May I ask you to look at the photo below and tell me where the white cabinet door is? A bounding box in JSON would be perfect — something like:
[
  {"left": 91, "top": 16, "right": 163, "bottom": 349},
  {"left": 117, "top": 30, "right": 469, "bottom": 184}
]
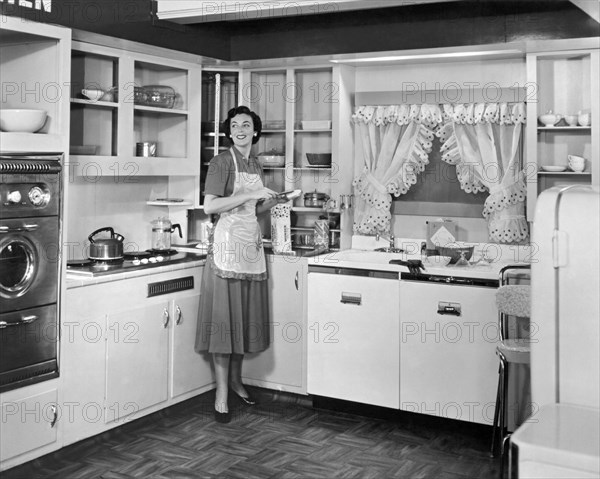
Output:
[
  {"left": 242, "top": 257, "right": 306, "bottom": 393},
  {"left": 0, "top": 386, "right": 59, "bottom": 462},
  {"left": 170, "top": 295, "right": 213, "bottom": 398},
  {"left": 399, "top": 281, "right": 498, "bottom": 425},
  {"left": 307, "top": 270, "right": 400, "bottom": 409},
  {"left": 61, "top": 302, "right": 107, "bottom": 446},
  {"left": 105, "top": 303, "right": 170, "bottom": 423}
]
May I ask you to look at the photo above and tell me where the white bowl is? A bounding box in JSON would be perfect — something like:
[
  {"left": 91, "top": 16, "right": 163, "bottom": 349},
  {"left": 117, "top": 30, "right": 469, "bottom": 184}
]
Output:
[
  {"left": 0, "top": 109, "right": 47, "bottom": 133},
  {"left": 82, "top": 89, "right": 105, "bottom": 101}
]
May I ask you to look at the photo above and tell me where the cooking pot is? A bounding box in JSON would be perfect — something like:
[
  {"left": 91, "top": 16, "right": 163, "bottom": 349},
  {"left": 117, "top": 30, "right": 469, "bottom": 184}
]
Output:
[
  {"left": 151, "top": 217, "right": 182, "bottom": 252},
  {"left": 88, "top": 227, "right": 124, "bottom": 260},
  {"left": 304, "top": 190, "right": 329, "bottom": 208}
]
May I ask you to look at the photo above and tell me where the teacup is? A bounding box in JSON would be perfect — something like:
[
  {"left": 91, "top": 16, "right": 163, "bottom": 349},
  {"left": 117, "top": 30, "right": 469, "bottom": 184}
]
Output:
[
  {"left": 565, "top": 114, "right": 578, "bottom": 126},
  {"left": 568, "top": 155, "right": 586, "bottom": 172}
]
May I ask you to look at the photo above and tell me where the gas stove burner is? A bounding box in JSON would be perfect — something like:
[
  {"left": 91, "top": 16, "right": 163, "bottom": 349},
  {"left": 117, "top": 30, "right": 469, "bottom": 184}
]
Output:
[
  {"left": 148, "top": 249, "right": 178, "bottom": 256},
  {"left": 91, "top": 258, "right": 125, "bottom": 266},
  {"left": 124, "top": 251, "right": 152, "bottom": 261}
]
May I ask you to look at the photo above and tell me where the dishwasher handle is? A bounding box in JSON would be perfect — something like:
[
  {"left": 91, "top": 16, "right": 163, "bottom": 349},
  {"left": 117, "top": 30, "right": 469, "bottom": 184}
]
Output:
[
  {"left": 437, "top": 301, "right": 462, "bottom": 316},
  {"left": 340, "top": 292, "right": 362, "bottom": 306}
]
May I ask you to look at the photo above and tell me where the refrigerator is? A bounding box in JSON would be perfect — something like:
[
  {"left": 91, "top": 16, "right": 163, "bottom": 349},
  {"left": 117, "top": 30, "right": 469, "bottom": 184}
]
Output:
[{"left": 510, "top": 185, "right": 600, "bottom": 478}]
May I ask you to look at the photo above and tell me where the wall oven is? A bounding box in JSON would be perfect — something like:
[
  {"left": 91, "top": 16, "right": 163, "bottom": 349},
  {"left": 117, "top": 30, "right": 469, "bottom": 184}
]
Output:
[{"left": 0, "top": 153, "right": 63, "bottom": 392}]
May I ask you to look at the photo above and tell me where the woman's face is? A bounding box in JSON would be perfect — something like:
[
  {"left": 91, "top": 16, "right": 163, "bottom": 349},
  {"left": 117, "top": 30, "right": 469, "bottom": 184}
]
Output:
[{"left": 229, "top": 113, "right": 255, "bottom": 149}]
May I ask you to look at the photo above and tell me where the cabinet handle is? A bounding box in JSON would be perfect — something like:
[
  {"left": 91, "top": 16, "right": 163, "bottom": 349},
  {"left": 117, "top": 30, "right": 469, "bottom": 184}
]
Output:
[
  {"left": 163, "top": 308, "right": 170, "bottom": 328},
  {"left": 0, "top": 315, "right": 38, "bottom": 328},
  {"left": 49, "top": 405, "right": 58, "bottom": 428},
  {"left": 176, "top": 305, "right": 182, "bottom": 325},
  {"left": 294, "top": 271, "right": 299, "bottom": 291}
]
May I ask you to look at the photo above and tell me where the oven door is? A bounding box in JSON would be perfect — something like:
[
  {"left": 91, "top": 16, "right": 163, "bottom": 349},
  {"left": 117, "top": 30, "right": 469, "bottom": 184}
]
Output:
[
  {"left": 0, "top": 216, "right": 59, "bottom": 312},
  {"left": 0, "top": 303, "right": 58, "bottom": 392}
]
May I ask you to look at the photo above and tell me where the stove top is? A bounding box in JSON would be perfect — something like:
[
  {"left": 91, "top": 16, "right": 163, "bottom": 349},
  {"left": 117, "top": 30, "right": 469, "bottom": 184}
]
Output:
[{"left": 66, "top": 251, "right": 204, "bottom": 277}]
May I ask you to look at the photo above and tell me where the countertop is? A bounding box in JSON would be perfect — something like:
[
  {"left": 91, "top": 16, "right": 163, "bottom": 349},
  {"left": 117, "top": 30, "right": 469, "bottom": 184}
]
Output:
[
  {"left": 306, "top": 237, "right": 534, "bottom": 281},
  {"left": 65, "top": 252, "right": 207, "bottom": 289}
]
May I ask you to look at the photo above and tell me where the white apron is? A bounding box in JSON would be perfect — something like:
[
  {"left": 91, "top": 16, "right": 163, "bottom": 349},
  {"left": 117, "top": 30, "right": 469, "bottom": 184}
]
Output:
[{"left": 211, "top": 148, "right": 267, "bottom": 280}]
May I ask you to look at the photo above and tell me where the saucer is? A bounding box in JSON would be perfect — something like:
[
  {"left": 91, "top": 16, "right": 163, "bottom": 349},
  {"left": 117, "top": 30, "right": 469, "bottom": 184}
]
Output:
[{"left": 541, "top": 165, "right": 567, "bottom": 172}]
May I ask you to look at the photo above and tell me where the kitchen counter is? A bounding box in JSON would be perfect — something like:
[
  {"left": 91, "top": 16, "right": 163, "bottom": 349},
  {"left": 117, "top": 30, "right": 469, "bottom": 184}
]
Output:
[
  {"left": 65, "top": 252, "right": 207, "bottom": 289},
  {"left": 307, "top": 238, "right": 534, "bottom": 280}
]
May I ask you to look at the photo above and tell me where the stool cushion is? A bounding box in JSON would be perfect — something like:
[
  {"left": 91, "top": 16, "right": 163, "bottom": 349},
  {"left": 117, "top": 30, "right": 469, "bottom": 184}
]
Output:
[
  {"left": 497, "top": 339, "right": 531, "bottom": 364},
  {"left": 496, "top": 285, "right": 530, "bottom": 318}
]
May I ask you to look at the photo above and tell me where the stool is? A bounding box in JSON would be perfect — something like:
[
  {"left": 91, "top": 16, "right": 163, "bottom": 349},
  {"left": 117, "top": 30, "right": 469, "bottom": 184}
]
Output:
[{"left": 491, "top": 265, "right": 531, "bottom": 474}]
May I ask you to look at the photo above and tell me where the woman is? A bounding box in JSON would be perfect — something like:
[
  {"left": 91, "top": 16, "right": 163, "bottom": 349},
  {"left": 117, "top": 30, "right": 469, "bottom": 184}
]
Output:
[{"left": 195, "top": 105, "right": 283, "bottom": 423}]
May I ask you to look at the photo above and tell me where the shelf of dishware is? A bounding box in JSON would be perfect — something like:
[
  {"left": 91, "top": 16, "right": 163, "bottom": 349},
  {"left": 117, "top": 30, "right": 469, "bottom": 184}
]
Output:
[
  {"left": 69, "top": 40, "right": 200, "bottom": 177},
  {"left": 525, "top": 46, "right": 599, "bottom": 221}
]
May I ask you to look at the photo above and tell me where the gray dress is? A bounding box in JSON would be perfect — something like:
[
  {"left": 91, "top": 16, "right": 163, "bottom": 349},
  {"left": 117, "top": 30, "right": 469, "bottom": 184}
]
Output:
[{"left": 195, "top": 148, "right": 270, "bottom": 354}]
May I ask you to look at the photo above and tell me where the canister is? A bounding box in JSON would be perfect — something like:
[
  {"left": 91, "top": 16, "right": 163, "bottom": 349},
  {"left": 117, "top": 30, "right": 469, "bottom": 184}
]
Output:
[{"left": 136, "top": 142, "right": 157, "bottom": 157}]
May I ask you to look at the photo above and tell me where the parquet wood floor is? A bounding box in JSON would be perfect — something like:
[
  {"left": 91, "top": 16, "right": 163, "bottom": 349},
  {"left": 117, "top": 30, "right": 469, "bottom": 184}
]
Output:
[{"left": 3, "top": 389, "right": 502, "bottom": 478}]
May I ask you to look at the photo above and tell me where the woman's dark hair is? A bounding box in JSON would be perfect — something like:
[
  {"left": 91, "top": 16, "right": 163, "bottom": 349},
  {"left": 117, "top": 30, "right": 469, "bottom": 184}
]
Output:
[{"left": 223, "top": 105, "right": 262, "bottom": 144}]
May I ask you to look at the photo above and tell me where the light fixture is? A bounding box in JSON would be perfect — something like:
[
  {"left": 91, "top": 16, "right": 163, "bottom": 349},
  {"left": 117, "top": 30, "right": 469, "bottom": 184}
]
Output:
[{"left": 330, "top": 49, "right": 523, "bottom": 63}]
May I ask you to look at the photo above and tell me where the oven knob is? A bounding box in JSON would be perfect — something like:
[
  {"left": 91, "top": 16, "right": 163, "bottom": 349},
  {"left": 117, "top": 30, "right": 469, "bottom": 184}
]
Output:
[
  {"left": 28, "top": 186, "right": 49, "bottom": 207},
  {"left": 7, "top": 190, "right": 22, "bottom": 204}
]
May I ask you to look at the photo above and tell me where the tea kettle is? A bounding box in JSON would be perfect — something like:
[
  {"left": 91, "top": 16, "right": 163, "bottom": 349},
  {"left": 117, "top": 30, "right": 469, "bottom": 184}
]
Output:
[{"left": 151, "top": 217, "right": 182, "bottom": 252}]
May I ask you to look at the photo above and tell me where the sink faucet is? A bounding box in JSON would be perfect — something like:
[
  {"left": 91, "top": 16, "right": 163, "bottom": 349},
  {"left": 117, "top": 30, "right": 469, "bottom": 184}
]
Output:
[{"left": 375, "top": 232, "right": 395, "bottom": 249}]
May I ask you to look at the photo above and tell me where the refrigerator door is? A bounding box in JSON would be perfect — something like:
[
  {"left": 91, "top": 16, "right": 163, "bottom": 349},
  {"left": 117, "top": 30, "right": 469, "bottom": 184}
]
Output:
[{"left": 531, "top": 185, "right": 600, "bottom": 409}]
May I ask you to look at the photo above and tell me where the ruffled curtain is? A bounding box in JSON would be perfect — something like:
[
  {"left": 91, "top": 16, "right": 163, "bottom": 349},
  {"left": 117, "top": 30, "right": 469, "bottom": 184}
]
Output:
[
  {"left": 351, "top": 104, "right": 440, "bottom": 234},
  {"left": 436, "top": 102, "right": 529, "bottom": 243}
]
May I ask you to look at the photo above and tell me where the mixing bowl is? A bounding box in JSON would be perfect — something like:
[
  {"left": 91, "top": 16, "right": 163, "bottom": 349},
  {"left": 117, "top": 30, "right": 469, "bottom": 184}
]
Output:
[{"left": 0, "top": 109, "right": 47, "bottom": 133}]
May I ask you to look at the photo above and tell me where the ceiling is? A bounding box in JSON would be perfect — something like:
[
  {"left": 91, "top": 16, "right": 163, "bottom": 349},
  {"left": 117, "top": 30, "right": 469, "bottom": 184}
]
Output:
[
  {"left": 157, "top": 0, "right": 599, "bottom": 25},
  {"left": 155, "top": 0, "right": 462, "bottom": 24},
  {"left": 1, "top": 0, "right": 599, "bottom": 63}
]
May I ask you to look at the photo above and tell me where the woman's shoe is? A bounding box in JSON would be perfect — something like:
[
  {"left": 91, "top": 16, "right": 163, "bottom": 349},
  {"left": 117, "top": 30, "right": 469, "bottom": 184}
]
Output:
[
  {"left": 232, "top": 389, "right": 256, "bottom": 406},
  {"left": 214, "top": 409, "right": 231, "bottom": 423}
]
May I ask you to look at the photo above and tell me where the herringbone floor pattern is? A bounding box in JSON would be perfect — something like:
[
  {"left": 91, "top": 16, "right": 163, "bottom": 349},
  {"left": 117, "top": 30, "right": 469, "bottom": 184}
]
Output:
[{"left": 4, "top": 389, "right": 501, "bottom": 479}]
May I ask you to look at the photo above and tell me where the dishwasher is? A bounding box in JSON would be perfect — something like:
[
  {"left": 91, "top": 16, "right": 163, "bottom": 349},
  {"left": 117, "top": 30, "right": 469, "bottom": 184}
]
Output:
[
  {"left": 307, "top": 265, "right": 400, "bottom": 409},
  {"left": 399, "top": 272, "right": 499, "bottom": 425},
  {"left": 400, "top": 273, "right": 499, "bottom": 424}
]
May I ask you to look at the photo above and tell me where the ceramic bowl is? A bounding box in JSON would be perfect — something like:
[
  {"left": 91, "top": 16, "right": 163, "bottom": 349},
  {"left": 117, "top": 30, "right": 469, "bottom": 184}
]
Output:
[
  {"left": 82, "top": 89, "right": 105, "bottom": 101},
  {"left": 306, "top": 153, "right": 332, "bottom": 166},
  {"left": 426, "top": 255, "right": 452, "bottom": 267},
  {"left": 0, "top": 108, "right": 47, "bottom": 133}
]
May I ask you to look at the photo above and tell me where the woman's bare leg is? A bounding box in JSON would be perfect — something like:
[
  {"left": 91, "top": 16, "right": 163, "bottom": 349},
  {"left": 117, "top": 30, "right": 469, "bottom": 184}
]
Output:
[
  {"left": 229, "top": 353, "right": 249, "bottom": 397},
  {"left": 213, "top": 352, "right": 230, "bottom": 413}
]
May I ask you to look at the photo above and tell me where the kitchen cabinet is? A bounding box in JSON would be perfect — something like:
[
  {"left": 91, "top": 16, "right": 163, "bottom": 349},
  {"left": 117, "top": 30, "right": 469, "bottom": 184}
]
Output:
[
  {"left": 0, "top": 381, "right": 60, "bottom": 470},
  {"left": 242, "top": 255, "right": 307, "bottom": 394},
  {"left": 105, "top": 302, "right": 170, "bottom": 423},
  {"left": 399, "top": 280, "right": 499, "bottom": 425},
  {"left": 525, "top": 47, "right": 599, "bottom": 221},
  {"left": 61, "top": 267, "right": 212, "bottom": 446},
  {"left": 306, "top": 266, "right": 400, "bottom": 409},
  {"left": 0, "top": 17, "right": 71, "bottom": 154},
  {"left": 68, "top": 38, "right": 202, "bottom": 181},
  {"left": 240, "top": 65, "right": 356, "bottom": 251}
]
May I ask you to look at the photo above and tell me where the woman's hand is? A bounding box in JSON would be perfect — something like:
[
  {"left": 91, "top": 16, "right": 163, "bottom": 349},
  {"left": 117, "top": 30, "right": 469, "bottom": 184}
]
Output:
[{"left": 248, "top": 187, "right": 278, "bottom": 202}]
